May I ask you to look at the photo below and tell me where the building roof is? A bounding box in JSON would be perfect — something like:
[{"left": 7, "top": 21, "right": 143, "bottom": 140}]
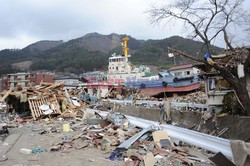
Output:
[
  {"left": 7, "top": 72, "right": 30, "bottom": 76},
  {"left": 54, "top": 76, "right": 79, "bottom": 80},
  {"left": 168, "top": 64, "right": 193, "bottom": 71}
]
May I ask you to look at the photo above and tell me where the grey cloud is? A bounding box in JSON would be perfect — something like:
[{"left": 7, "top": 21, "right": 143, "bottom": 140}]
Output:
[
  {"left": 0, "top": 0, "right": 100, "bottom": 40},
  {"left": 0, "top": 0, "right": 249, "bottom": 50}
]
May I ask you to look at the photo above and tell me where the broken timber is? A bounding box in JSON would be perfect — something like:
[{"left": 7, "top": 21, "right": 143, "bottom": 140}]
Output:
[
  {"left": 0, "top": 89, "right": 12, "bottom": 103},
  {"left": 28, "top": 94, "right": 61, "bottom": 120},
  {"left": 86, "top": 108, "right": 233, "bottom": 159}
]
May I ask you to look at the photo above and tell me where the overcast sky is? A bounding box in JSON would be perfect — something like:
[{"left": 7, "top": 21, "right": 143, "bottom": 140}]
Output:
[{"left": 0, "top": 0, "right": 249, "bottom": 50}]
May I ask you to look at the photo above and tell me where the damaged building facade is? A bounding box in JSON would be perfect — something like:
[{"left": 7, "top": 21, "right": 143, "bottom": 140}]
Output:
[{"left": 1, "top": 72, "right": 55, "bottom": 91}]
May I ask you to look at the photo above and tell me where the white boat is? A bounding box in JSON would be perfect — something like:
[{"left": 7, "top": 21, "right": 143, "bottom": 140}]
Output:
[{"left": 107, "top": 37, "right": 151, "bottom": 81}]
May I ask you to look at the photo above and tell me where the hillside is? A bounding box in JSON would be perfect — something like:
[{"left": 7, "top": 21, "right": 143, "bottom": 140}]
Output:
[
  {"left": 24, "top": 40, "right": 64, "bottom": 52},
  {"left": 0, "top": 33, "right": 223, "bottom": 75},
  {"left": 57, "top": 33, "right": 143, "bottom": 54},
  {"left": 131, "top": 36, "right": 222, "bottom": 67}
]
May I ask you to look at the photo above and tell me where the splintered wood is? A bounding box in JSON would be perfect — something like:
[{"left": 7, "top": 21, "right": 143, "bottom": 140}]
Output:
[
  {"left": 2, "top": 81, "right": 84, "bottom": 120},
  {"left": 0, "top": 89, "right": 12, "bottom": 103},
  {"left": 28, "top": 94, "right": 61, "bottom": 120}
]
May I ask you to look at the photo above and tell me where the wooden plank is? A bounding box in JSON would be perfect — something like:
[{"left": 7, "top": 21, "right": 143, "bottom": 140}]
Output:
[
  {"left": 32, "top": 100, "right": 39, "bottom": 118},
  {"left": 29, "top": 99, "right": 38, "bottom": 120},
  {"left": 39, "top": 79, "right": 44, "bottom": 86},
  {"left": 0, "top": 89, "right": 12, "bottom": 102},
  {"left": 41, "top": 97, "right": 46, "bottom": 104},
  {"left": 50, "top": 95, "right": 59, "bottom": 113},
  {"left": 33, "top": 99, "right": 40, "bottom": 118},
  {"left": 36, "top": 99, "right": 43, "bottom": 116},
  {"left": 44, "top": 82, "right": 64, "bottom": 90},
  {"left": 37, "top": 99, "right": 43, "bottom": 115},
  {"left": 52, "top": 95, "right": 60, "bottom": 113},
  {"left": 43, "top": 97, "right": 48, "bottom": 103},
  {"left": 28, "top": 99, "right": 36, "bottom": 120},
  {"left": 29, "top": 100, "right": 35, "bottom": 118},
  {"left": 54, "top": 100, "right": 61, "bottom": 114}
]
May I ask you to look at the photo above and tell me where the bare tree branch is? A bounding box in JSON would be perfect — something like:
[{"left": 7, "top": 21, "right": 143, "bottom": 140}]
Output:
[
  {"left": 148, "top": 0, "right": 250, "bottom": 115},
  {"left": 223, "top": 28, "right": 234, "bottom": 50},
  {"left": 148, "top": 0, "right": 247, "bottom": 51}
]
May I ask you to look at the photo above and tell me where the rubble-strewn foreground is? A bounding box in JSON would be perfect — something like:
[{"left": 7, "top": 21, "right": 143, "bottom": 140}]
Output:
[{"left": 0, "top": 82, "right": 249, "bottom": 166}]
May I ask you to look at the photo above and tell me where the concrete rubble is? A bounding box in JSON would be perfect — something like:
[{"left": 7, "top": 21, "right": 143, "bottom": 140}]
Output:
[{"left": 0, "top": 82, "right": 248, "bottom": 166}]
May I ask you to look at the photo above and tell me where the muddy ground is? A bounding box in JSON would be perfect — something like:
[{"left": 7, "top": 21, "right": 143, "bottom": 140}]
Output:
[{"left": 111, "top": 105, "right": 250, "bottom": 142}]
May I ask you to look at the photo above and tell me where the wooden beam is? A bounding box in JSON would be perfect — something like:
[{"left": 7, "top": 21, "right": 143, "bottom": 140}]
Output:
[
  {"left": 44, "top": 82, "right": 64, "bottom": 90},
  {"left": 0, "top": 89, "right": 12, "bottom": 103}
]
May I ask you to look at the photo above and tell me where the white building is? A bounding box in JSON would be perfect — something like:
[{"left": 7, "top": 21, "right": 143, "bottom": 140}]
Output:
[{"left": 168, "top": 64, "right": 200, "bottom": 77}]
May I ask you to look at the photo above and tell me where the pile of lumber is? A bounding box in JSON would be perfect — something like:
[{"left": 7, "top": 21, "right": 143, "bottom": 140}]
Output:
[{"left": 1, "top": 82, "right": 85, "bottom": 120}]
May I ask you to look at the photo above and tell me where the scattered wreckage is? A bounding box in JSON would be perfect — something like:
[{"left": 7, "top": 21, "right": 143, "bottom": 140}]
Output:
[{"left": 0, "top": 82, "right": 249, "bottom": 166}]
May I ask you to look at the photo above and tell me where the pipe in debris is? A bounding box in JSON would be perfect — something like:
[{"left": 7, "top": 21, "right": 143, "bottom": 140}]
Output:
[{"left": 86, "top": 108, "right": 233, "bottom": 159}]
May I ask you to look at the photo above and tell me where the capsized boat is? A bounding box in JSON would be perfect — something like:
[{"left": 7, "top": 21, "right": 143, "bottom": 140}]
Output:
[{"left": 126, "top": 70, "right": 200, "bottom": 97}]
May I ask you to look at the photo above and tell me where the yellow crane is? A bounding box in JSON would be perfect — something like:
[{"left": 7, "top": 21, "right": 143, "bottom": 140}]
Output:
[{"left": 122, "top": 37, "right": 129, "bottom": 57}]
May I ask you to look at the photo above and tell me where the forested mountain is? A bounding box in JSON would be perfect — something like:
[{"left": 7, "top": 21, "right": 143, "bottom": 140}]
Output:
[
  {"left": 24, "top": 40, "right": 64, "bottom": 52},
  {"left": 0, "top": 33, "right": 223, "bottom": 75}
]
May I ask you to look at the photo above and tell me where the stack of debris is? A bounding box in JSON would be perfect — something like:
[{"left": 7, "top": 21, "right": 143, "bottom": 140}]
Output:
[
  {"left": 171, "top": 92, "right": 206, "bottom": 104},
  {"left": 41, "top": 111, "right": 214, "bottom": 166},
  {"left": 0, "top": 82, "right": 85, "bottom": 121}
]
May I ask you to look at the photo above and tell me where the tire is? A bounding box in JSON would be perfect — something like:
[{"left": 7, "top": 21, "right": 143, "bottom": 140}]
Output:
[
  {"left": 162, "top": 81, "right": 168, "bottom": 87},
  {"left": 140, "top": 83, "right": 146, "bottom": 88}
]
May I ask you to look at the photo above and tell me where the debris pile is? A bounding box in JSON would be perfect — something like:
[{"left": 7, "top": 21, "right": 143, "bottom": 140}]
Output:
[
  {"left": 35, "top": 111, "right": 214, "bottom": 166},
  {"left": 0, "top": 82, "right": 86, "bottom": 121},
  {"left": 0, "top": 82, "right": 247, "bottom": 165},
  {"left": 172, "top": 92, "right": 206, "bottom": 104}
]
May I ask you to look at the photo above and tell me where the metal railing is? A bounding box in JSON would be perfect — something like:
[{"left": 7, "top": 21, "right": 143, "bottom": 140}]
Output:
[{"left": 86, "top": 108, "right": 233, "bottom": 159}]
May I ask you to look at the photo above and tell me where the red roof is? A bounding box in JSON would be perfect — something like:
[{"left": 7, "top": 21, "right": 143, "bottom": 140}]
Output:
[
  {"left": 169, "top": 64, "right": 193, "bottom": 71},
  {"left": 140, "top": 82, "right": 201, "bottom": 97}
]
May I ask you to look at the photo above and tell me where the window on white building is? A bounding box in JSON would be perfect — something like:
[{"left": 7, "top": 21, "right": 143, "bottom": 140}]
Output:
[
  {"left": 175, "top": 72, "right": 182, "bottom": 76},
  {"left": 185, "top": 71, "right": 191, "bottom": 75}
]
